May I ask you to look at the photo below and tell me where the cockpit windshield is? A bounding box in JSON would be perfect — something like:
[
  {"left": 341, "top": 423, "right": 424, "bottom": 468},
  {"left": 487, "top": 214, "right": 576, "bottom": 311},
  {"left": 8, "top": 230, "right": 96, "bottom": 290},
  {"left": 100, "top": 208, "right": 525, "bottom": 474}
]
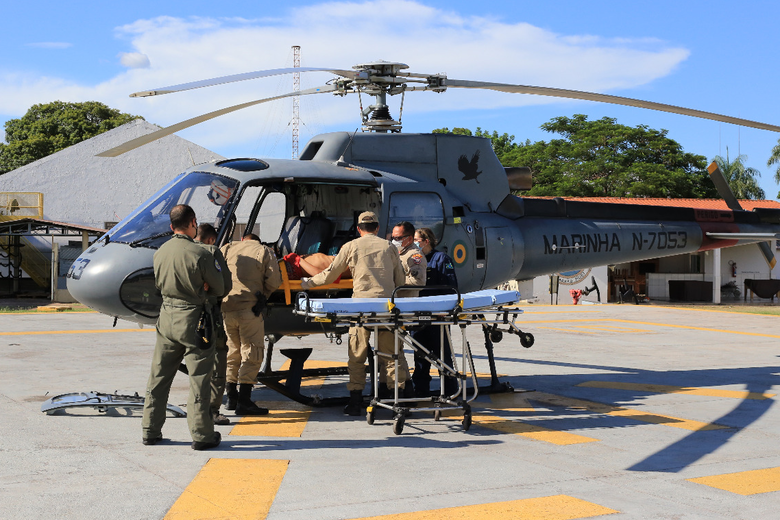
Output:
[{"left": 108, "top": 172, "right": 239, "bottom": 249}]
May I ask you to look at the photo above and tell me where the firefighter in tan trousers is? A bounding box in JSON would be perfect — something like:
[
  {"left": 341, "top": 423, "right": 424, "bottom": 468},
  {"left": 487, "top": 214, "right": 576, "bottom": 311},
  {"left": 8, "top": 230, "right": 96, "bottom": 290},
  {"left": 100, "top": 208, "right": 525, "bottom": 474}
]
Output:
[
  {"left": 220, "top": 233, "right": 282, "bottom": 416},
  {"left": 301, "top": 211, "right": 409, "bottom": 416}
]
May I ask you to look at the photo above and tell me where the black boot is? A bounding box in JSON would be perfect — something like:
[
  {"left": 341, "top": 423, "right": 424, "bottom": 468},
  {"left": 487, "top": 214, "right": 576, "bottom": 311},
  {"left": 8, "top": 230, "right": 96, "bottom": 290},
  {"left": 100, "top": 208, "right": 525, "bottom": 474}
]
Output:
[
  {"left": 235, "top": 384, "right": 269, "bottom": 416},
  {"left": 226, "top": 382, "right": 238, "bottom": 411},
  {"left": 343, "top": 390, "right": 363, "bottom": 416}
]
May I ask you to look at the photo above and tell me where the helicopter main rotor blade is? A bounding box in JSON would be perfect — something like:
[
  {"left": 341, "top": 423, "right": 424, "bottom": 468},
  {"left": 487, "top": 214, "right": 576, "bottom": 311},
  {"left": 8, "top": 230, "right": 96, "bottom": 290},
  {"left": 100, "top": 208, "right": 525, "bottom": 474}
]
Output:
[
  {"left": 97, "top": 84, "right": 337, "bottom": 157},
  {"left": 445, "top": 79, "right": 780, "bottom": 133},
  {"left": 131, "top": 67, "right": 355, "bottom": 97}
]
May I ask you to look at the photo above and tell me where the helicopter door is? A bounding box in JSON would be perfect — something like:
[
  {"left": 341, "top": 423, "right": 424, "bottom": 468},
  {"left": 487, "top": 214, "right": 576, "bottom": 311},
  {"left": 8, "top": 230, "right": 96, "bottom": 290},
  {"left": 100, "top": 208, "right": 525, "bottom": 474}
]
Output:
[{"left": 484, "top": 226, "right": 514, "bottom": 288}]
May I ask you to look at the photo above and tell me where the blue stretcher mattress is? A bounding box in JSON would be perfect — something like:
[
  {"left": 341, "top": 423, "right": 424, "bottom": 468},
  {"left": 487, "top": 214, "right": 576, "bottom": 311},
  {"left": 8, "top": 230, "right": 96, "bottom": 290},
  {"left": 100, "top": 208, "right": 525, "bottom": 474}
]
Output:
[{"left": 298, "top": 289, "right": 521, "bottom": 314}]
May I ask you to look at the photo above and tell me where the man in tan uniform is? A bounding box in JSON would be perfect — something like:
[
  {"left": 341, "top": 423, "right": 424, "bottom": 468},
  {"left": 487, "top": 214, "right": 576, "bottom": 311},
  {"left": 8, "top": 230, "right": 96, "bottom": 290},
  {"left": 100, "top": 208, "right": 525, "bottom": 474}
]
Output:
[
  {"left": 142, "top": 204, "right": 224, "bottom": 450},
  {"left": 391, "top": 221, "right": 427, "bottom": 295},
  {"left": 221, "top": 233, "right": 282, "bottom": 415},
  {"left": 301, "top": 211, "right": 409, "bottom": 416},
  {"left": 194, "top": 223, "right": 232, "bottom": 425}
]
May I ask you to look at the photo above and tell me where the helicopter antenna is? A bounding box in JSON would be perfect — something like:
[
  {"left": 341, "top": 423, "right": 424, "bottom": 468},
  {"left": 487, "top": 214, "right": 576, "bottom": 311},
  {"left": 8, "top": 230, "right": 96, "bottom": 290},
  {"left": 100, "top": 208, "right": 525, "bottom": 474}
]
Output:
[
  {"left": 337, "top": 128, "right": 360, "bottom": 166},
  {"left": 292, "top": 45, "right": 301, "bottom": 159}
]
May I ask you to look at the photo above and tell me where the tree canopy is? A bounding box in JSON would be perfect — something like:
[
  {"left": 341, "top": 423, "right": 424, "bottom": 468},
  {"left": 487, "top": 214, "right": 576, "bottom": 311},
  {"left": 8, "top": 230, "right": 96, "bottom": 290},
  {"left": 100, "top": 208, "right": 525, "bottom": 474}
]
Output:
[
  {"left": 714, "top": 149, "right": 764, "bottom": 200},
  {"left": 500, "top": 115, "right": 718, "bottom": 198},
  {"left": 0, "top": 101, "right": 142, "bottom": 174}
]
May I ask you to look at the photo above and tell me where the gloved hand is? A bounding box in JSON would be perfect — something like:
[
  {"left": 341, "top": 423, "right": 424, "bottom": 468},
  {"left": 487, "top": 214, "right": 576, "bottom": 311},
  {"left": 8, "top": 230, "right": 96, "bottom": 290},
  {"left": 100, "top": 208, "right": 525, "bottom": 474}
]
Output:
[{"left": 300, "top": 277, "right": 311, "bottom": 290}]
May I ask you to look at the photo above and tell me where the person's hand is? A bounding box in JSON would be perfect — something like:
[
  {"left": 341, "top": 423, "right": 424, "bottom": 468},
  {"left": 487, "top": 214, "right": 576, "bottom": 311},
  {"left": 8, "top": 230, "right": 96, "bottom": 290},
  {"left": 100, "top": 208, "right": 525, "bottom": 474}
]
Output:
[
  {"left": 300, "top": 277, "right": 311, "bottom": 290},
  {"left": 204, "top": 282, "right": 210, "bottom": 291}
]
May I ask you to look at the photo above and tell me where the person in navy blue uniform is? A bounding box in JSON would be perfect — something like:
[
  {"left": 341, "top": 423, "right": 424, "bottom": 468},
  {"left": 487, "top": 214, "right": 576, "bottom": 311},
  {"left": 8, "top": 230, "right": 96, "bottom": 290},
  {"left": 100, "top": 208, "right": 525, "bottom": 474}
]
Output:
[{"left": 410, "top": 227, "right": 459, "bottom": 397}]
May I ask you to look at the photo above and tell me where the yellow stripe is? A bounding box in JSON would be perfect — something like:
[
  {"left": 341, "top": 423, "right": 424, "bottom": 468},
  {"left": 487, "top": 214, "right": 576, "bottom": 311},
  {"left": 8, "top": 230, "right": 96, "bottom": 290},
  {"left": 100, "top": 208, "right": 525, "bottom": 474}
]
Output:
[
  {"left": 529, "top": 392, "right": 728, "bottom": 431},
  {"left": 164, "top": 459, "right": 288, "bottom": 519},
  {"left": 351, "top": 495, "right": 618, "bottom": 519},
  {"left": 576, "top": 325, "right": 653, "bottom": 333},
  {"left": 688, "top": 467, "right": 780, "bottom": 495},
  {"left": 230, "top": 401, "right": 312, "bottom": 437},
  {"left": 0, "top": 328, "right": 155, "bottom": 336},
  {"left": 473, "top": 393, "right": 599, "bottom": 445},
  {"left": 231, "top": 360, "right": 347, "bottom": 437},
  {"left": 537, "top": 326, "right": 598, "bottom": 334},
  {"left": 578, "top": 381, "right": 775, "bottom": 400},
  {"left": 0, "top": 310, "right": 97, "bottom": 315},
  {"left": 517, "top": 318, "right": 780, "bottom": 339}
]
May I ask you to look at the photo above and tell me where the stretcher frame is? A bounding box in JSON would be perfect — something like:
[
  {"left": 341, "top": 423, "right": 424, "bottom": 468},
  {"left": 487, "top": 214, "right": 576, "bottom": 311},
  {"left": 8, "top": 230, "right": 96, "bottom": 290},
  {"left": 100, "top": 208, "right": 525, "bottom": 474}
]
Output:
[{"left": 294, "top": 287, "right": 529, "bottom": 434}]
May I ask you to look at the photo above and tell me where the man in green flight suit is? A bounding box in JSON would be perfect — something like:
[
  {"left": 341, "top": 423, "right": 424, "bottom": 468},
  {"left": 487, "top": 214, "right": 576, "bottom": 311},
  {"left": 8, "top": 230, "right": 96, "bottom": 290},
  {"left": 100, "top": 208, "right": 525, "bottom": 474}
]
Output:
[
  {"left": 141, "top": 204, "right": 225, "bottom": 450},
  {"left": 194, "top": 223, "right": 232, "bottom": 426}
]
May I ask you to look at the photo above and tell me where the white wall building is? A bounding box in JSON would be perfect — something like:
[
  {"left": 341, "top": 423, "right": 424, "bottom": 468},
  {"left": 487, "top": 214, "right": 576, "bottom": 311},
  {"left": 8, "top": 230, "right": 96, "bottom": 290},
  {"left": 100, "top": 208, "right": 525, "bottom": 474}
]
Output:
[{"left": 0, "top": 119, "right": 224, "bottom": 229}]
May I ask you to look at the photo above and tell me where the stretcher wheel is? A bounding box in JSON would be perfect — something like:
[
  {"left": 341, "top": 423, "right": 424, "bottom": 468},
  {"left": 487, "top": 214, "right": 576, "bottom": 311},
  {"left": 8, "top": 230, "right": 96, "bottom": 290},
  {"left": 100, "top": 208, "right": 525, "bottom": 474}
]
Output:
[
  {"left": 462, "top": 410, "right": 472, "bottom": 431},
  {"left": 393, "top": 414, "right": 405, "bottom": 435},
  {"left": 520, "top": 333, "right": 535, "bottom": 348},
  {"left": 366, "top": 406, "right": 375, "bottom": 425}
]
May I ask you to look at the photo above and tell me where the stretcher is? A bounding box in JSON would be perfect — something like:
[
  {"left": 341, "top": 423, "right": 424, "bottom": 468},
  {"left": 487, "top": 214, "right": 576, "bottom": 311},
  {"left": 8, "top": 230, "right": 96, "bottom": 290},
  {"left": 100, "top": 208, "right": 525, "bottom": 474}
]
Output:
[
  {"left": 277, "top": 259, "right": 353, "bottom": 305},
  {"left": 294, "top": 287, "right": 533, "bottom": 434}
]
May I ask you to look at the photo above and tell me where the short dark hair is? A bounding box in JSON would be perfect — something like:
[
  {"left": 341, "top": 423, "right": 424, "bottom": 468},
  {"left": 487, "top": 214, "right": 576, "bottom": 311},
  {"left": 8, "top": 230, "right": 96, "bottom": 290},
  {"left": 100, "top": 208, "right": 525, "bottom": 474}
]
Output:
[
  {"left": 170, "top": 204, "right": 196, "bottom": 231},
  {"left": 242, "top": 233, "right": 261, "bottom": 242},
  {"left": 394, "top": 221, "right": 415, "bottom": 237},
  {"left": 357, "top": 222, "right": 379, "bottom": 233},
  {"left": 196, "top": 223, "right": 217, "bottom": 242}
]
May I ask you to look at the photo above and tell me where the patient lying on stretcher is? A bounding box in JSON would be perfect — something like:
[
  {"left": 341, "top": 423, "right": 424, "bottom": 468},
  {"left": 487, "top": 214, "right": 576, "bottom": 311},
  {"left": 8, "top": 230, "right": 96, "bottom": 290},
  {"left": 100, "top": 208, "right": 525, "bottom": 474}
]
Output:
[{"left": 283, "top": 252, "right": 352, "bottom": 281}]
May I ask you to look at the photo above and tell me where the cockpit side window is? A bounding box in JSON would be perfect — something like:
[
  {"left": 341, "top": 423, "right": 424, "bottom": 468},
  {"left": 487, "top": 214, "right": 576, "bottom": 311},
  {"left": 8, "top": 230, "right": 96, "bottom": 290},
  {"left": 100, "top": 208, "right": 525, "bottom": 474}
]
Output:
[
  {"left": 388, "top": 192, "right": 445, "bottom": 240},
  {"left": 109, "top": 172, "right": 238, "bottom": 248},
  {"left": 228, "top": 186, "right": 286, "bottom": 244}
]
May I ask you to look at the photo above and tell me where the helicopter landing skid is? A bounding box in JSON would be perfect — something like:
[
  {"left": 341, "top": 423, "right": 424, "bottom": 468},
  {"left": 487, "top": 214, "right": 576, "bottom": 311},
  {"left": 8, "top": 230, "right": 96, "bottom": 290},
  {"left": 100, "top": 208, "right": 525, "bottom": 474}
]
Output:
[
  {"left": 41, "top": 391, "right": 186, "bottom": 417},
  {"left": 256, "top": 347, "right": 352, "bottom": 407}
]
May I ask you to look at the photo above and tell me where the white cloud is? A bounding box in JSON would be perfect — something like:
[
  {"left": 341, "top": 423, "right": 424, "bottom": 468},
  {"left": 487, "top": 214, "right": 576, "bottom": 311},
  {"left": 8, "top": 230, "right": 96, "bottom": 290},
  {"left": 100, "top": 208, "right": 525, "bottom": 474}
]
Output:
[
  {"left": 119, "top": 52, "right": 150, "bottom": 69},
  {"left": 1, "top": 0, "right": 690, "bottom": 156},
  {"left": 25, "top": 42, "right": 73, "bottom": 49}
]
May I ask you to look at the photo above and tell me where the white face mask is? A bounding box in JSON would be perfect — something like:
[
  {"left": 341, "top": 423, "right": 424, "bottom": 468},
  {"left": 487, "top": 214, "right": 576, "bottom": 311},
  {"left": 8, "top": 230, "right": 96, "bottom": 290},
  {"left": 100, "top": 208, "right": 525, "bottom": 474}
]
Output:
[
  {"left": 392, "top": 239, "right": 403, "bottom": 249},
  {"left": 414, "top": 241, "right": 422, "bottom": 249}
]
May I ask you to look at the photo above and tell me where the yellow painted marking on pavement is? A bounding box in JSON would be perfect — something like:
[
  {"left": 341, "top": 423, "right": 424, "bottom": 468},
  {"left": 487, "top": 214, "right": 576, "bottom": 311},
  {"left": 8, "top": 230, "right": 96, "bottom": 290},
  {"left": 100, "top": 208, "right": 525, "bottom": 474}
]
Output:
[
  {"left": 0, "top": 328, "right": 154, "bottom": 336},
  {"left": 473, "top": 393, "right": 599, "bottom": 445},
  {"left": 611, "top": 318, "right": 780, "bottom": 339},
  {"left": 523, "top": 309, "right": 602, "bottom": 314},
  {"left": 352, "top": 495, "right": 618, "bottom": 519},
  {"left": 164, "top": 458, "right": 288, "bottom": 519},
  {"left": 230, "top": 401, "right": 312, "bottom": 437},
  {"left": 688, "top": 467, "right": 780, "bottom": 495},
  {"left": 231, "top": 360, "right": 347, "bottom": 437},
  {"left": 517, "top": 318, "right": 780, "bottom": 339},
  {"left": 279, "top": 359, "right": 347, "bottom": 388},
  {"left": 578, "top": 381, "right": 775, "bottom": 400},
  {"left": 0, "top": 310, "right": 97, "bottom": 315},
  {"left": 537, "top": 326, "right": 597, "bottom": 334},
  {"left": 577, "top": 325, "right": 653, "bottom": 333},
  {"left": 529, "top": 392, "right": 728, "bottom": 431},
  {"left": 660, "top": 305, "right": 780, "bottom": 317}
]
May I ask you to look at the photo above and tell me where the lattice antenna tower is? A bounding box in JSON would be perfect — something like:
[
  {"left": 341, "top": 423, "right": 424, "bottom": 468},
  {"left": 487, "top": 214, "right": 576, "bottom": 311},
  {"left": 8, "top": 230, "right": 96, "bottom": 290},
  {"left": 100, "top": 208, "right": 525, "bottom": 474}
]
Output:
[{"left": 292, "top": 45, "right": 301, "bottom": 159}]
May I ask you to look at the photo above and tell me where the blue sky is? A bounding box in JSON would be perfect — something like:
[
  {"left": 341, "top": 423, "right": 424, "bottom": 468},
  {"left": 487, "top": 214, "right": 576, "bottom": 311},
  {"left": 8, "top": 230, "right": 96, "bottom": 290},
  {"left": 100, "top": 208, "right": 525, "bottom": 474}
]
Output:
[{"left": 3, "top": 1, "right": 780, "bottom": 199}]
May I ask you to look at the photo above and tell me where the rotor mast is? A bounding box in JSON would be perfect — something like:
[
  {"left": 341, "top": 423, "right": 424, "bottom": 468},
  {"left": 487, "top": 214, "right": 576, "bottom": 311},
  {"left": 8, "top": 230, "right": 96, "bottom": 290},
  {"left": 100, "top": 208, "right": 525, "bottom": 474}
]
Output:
[{"left": 354, "top": 61, "right": 407, "bottom": 133}]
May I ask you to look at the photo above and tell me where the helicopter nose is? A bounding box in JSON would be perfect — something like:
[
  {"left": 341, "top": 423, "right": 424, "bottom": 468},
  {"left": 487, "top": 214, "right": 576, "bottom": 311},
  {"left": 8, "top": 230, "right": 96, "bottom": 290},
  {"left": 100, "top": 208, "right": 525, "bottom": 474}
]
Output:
[{"left": 67, "top": 242, "right": 159, "bottom": 324}]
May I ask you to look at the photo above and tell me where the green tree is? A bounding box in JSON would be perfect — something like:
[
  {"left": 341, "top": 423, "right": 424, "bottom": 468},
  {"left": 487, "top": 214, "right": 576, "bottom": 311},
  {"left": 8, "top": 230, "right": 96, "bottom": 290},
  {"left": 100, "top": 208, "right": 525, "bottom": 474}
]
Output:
[
  {"left": 766, "top": 139, "right": 780, "bottom": 198},
  {"left": 433, "top": 126, "right": 518, "bottom": 159},
  {"left": 713, "top": 149, "right": 765, "bottom": 200},
  {"left": 0, "top": 101, "right": 142, "bottom": 174},
  {"left": 497, "top": 115, "right": 717, "bottom": 198}
]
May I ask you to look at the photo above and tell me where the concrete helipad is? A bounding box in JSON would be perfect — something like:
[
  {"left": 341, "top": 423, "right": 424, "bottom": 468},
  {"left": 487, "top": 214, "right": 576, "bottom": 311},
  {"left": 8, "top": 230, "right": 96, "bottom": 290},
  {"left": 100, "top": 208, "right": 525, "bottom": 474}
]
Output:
[{"left": 1, "top": 304, "right": 779, "bottom": 519}]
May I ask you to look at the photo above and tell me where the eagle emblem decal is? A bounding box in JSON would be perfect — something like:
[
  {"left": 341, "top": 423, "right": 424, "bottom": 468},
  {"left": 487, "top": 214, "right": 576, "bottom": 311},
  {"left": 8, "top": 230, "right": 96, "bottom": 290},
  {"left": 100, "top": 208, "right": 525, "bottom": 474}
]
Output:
[{"left": 458, "top": 149, "right": 482, "bottom": 183}]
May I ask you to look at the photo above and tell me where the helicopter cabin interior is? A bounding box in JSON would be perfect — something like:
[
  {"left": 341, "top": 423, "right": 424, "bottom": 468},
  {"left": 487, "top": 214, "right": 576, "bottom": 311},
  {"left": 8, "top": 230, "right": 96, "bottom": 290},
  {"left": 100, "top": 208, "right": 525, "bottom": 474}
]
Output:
[{"left": 219, "top": 178, "right": 444, "bottom": 303}]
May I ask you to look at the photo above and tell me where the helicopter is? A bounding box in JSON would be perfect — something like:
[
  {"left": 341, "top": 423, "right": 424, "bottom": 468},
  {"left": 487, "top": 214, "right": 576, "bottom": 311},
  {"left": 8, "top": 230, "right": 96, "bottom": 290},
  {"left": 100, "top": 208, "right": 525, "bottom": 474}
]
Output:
[{"left": 66, "top": 61, "right": 780, "bottom": 403}]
